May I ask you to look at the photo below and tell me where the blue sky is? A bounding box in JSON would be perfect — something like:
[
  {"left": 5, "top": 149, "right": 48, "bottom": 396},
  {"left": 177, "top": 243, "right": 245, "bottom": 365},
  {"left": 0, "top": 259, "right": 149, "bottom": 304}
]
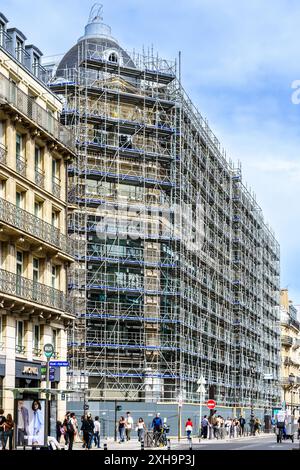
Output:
[{"left": 2, "top": 0, "right": 300, "bottom": 306}]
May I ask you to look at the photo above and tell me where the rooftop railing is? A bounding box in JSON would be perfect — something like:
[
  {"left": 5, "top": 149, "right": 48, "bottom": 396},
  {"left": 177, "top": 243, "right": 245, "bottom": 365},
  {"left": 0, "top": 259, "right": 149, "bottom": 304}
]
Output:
[{"left": 0, "top": 196, "right": 74, "bottom": 257}]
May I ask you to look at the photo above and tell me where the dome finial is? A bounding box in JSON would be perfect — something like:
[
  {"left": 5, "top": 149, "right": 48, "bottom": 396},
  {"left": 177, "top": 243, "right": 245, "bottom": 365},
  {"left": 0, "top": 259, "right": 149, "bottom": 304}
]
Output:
[{"left": 88, "top": 3, "right": 104, "bottom": 24}]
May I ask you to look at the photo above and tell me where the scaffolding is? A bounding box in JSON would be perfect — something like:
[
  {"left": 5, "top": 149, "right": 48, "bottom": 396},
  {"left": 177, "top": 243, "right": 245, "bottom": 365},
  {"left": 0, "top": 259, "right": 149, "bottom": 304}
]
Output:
[{"left": 48, "top": 32, "right": 281, "bottom": 407}]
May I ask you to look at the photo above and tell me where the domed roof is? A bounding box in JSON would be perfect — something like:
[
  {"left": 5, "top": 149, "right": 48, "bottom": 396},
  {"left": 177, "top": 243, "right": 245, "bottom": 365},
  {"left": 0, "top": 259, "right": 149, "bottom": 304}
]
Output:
[{"left": 56, "top": 4, "right": 135, "bottom": 77}]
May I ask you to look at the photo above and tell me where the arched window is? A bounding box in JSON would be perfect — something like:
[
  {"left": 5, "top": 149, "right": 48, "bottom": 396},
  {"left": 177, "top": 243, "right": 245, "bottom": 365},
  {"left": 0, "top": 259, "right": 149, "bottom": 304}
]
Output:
[{"left": 108, "top": 52, "right": 118, "bottom": 63}]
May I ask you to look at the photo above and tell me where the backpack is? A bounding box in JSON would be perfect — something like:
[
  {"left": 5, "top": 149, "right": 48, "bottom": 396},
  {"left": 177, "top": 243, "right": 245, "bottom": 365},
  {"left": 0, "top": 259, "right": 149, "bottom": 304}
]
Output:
[{"left": 66, "top": 419, "right": 75, "bottom": 434}]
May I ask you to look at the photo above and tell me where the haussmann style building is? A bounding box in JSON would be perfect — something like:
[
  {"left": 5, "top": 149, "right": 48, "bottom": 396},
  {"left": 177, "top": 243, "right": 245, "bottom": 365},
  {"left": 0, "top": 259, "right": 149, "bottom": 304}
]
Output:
[{"left": 0, "top": 12, "right": 75, "bottom": 419}]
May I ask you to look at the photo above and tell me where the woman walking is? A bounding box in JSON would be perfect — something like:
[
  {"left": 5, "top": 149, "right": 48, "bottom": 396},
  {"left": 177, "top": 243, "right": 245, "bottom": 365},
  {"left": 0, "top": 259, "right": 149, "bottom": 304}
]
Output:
[
  {"left": 185, "top": 418, "right": 193, "bottom": 442},
  {"left": 3, "top": 414, "right": 14, "bottom": 450},
  {"left": 136, "top": 418, "right": 146, "bottom": 442}
]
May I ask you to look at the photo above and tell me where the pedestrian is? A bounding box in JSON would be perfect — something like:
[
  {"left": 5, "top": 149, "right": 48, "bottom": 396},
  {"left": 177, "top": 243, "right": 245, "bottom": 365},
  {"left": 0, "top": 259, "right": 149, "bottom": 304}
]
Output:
[
  {"left": 0, "top": 409, "right": 6, "bottom": 450},
  {"left": 201, "top": 415, "right": 209, "bottom": 439},
  {"left": 185, "top": 418, "right": 193, "bottom": 441},
  {"left": 219, "top": 416, "right": 225, "bottom": 439},
  {"left": 64, "top": 412, "right": 76, "bottom": 450},
  {"left": 249, "top": 415, "right": 255, "bottom": 436},
  {"left": 254, "top": 418, "right": 260, "bottom": 435},
  {"left": 72, "top": 414, "right": 80, "bottom": 443},
  {"left": 93, "top": 416, "right": 101, "bottom": 448},
  {"left": 224, "top": 417, "right": 231, "bottom": 437},
  {"left": 63, "top": 412, "right": 71, "bottom": 448},
  {"left": 151, "top": 413, "right": 163, "bottom": 446},
  {"left": 234, "top": 418, "right": 240, "bottom": 438},
  {"left": 3, "top": 414, "right": 14, "bottom": 450},
  {"left": 118, "top": 416, "right": 126, "bottom": 443},
  {"left": 239, "top": 415, "right": 246, "bottom": 436},
  {"left": 56, "top": 420, "right": 62, "bottom": 443},
  {"left": 136, "top": 417, "right": 146, "bottom": 442},
  {"left": 211, "top": 412, "right": 219, "bottom": 439},
  {"left": 125, "top": 411, "right": 134, "bottom": 441}
]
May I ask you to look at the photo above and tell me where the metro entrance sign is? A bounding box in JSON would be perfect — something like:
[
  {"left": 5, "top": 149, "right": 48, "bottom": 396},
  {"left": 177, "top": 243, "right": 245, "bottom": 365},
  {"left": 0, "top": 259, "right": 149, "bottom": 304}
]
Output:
[{"left": 207, "top": 399, "right": 216, "bottom": 410}]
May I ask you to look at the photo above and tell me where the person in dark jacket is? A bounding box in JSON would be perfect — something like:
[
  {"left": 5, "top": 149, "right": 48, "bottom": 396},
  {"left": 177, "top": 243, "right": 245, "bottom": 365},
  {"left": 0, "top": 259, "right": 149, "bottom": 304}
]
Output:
[
  {"left": 81, "top": 413, "right": 94, "bottom": 450},
  {"left": 151, "top": 413, "right": 163, "bottom": 447}
]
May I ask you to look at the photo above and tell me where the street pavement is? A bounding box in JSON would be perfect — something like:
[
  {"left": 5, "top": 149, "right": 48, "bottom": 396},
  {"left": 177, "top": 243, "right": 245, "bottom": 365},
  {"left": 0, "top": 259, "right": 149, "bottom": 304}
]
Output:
[{"left": 71, "top": 434, "right": 300, "bottom": 451}]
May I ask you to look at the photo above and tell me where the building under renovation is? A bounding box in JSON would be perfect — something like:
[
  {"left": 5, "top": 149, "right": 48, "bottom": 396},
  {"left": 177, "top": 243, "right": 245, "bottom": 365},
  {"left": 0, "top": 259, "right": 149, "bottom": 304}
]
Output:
[{"left": 47, "top": 4, "right": 281, "bottom": 409}]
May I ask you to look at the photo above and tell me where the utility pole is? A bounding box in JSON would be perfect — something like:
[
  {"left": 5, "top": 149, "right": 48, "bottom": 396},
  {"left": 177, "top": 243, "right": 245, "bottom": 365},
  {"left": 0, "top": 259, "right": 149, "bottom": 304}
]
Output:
[
  {"left": 43, "top": 343, "right": 54, "bottom": 447},
  {"left": 197, "top": 376, "right": 206, "bottom": 441}
]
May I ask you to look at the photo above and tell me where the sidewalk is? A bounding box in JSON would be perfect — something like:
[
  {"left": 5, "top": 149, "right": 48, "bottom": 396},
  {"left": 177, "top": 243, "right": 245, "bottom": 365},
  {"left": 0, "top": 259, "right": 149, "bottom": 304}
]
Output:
[{"left": 71, "top": 433, "right": 272, "bottom": 451}]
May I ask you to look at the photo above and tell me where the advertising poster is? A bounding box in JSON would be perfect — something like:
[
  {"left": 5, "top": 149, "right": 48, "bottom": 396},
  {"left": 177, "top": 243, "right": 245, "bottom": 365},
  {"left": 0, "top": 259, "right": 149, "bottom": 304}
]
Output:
[{"left": 16, "top": 399, "right": 45, "bottom": 447}]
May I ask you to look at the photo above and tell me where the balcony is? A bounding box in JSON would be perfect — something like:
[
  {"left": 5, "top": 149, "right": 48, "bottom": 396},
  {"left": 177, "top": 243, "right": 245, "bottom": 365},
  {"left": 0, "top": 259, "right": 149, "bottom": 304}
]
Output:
[
  {"left": 52, "top": 176, "right": 61, "bottom": 199},
  {"left": 15, "top": 345, "right": 26, "bottom": 355},
  {"left": 0, "top": 71, "right": 75, "bottom": 152},
  {"left": 16, "top": 154, "right": 26, "bottom": 177},
  {"left": 35, "top": 168, "right": 45, "bottom": 189},
  {"left": 0, "top": 268, "right": 66, "bottom": 311},
  {"left": 32, "top": 347, "right": 42, "bottom": 357},
  {"left": 281, "top": 335, "right": 293, "bottom": 347},
  {"left": 0, "top": 196, "right": 74, "bottom": 257},
  {"left": 0, "top": 143, "right": 7, "bottom": 165}
]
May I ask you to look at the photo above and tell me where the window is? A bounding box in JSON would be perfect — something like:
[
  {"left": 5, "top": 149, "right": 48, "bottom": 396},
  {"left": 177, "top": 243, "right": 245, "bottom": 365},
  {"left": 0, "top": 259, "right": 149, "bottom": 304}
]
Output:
[
  {"left": 16, "top": 39, "right": 23, "bottom": 62},
  {"left": 16, "top": 133, "right": 22, "bottom": 157},
  {"left": 0, "top": 180, "right": 5, "bottom": 199},
  {"left": 16, "top": 251, "right": 23, "bottom": 296},
  {"left": 52, "top": 329, "right": 57, "bottom": 353},
  {"left": 16, "top": 191, "right": 23, "bottom": 209},
  {"left": 51, "top": 265, "right": 57, "bottom": 289},
  {"left": 16, "top": 320, "right": 24, "bottom": 349},
  {"left": 0, "top": 23, "right": 4, "bottom": 47},
  {"left": 16, "top": 133, "right": 25, "bottom": 175},
  {"left": 108, "top": 52, "right": 118, "bottom": 63},
  {"left": 33, "top": 55, "right": 39, "bottom": 77},
  {"left": 33, "top": 324, "right": 40, "bottom": 351},
  {"left": 34, "top": 200, "right": 42, "bottom": 218},
  {"left": 0, "top": 121, "right": 4, "bottom": 145},
  {"left": 33, "top": 258, "right": 39, "bottom": 283},
  {"left": 34, "top": 146, "right": 44, "bottom": 186},
  {"left": 52, "top": 211, "right": 58, "bottom": 227}
]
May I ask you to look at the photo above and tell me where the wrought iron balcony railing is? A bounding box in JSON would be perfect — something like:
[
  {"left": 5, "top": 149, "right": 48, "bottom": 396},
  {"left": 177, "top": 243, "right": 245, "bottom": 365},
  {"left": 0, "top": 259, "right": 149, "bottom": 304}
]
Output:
[
  {"left": 15, "top": 345, "right": 26, "bottom": 354},
  {"left": 35, "top": 168, "right": 45, "bottom": 188},
  {"left": 0, "top": 196, "right": 74, "bottom": 257},
  {"left": 0, "top": 71, "right": 74, "bottom": 151},
  {"left": 16, "top": 154, "right": 26, "bottom": 177},
  {"left": 0, "top": 268, "right": 66, "bottom": 311},
  {"left": 52, "top": 176, "right": 61, "bottom": 199},
  {"left": 32, "top": 347, "right": 42, "bottom": 357},
  {"left": 0, "top": 143, "right": 7, "bottom": 165}
]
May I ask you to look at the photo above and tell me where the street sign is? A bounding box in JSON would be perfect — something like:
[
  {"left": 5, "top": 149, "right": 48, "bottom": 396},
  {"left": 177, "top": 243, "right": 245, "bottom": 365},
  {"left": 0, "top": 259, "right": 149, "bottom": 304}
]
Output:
[
  {"left": 49, "top": 361, "right": 69, "bottom": 367},
  {"left": 264, "top": 374, "right": 273, "bottom": 380},
  {"left": 197, "top": 385, "right": 206, "bottom": 394},
  {"left": 207, "top": 399, "right": 216, "bottom": 410},
  {"left": 61, "top": 393, "right": 65, "bottom": 401},
  {"left": 84, "top": 404, "right": 89, "bottom": 411},
  {"left": 44, "top": 343, "right": 54, "bottom": 358},
  {"left": 49, "top": 368, "right": 55, "bottom": 382}
]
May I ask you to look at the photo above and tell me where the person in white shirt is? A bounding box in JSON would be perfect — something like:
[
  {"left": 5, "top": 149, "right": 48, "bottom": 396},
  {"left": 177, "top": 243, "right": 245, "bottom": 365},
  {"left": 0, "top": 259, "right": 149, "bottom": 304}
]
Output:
[
  {"left": 125, "top": 412, "right": 134, "bottom": 441},
  {"left": 93, "top": 416, "right": 101, "bottom": 448}
]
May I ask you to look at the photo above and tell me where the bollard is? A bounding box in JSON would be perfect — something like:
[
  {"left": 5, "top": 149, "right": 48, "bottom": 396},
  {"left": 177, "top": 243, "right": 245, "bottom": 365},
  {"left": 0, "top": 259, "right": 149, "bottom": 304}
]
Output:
[
  {"left": 167, "top": 439, "right": 171, "bottom": 450},
  {"left": 104, "top": 442, "right": 108, "bottom": 451},
  {"left": 189, "top": 439, "right": 192, "bottom": 451},
  {"left": 141, "top": 440, "right": 144, "bottom": 451}
]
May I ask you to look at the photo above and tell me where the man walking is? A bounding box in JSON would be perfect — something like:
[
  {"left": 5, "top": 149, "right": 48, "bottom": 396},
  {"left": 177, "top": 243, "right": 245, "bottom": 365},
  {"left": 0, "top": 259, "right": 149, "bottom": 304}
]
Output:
[
  {"left": 125, "top": 412, "right": 134, "bottom": 441},
  {"left": 93, "top": 416, "right": 101, "bottom": 448},
  {"left": 201, "top": 415, "right": 209, "bottom": 439},
  {"left": 239, "top": 415, "right": 246, "bottom": 436},
  {"left": 151, "top": 413, "right": 163, "bottom": 446}
]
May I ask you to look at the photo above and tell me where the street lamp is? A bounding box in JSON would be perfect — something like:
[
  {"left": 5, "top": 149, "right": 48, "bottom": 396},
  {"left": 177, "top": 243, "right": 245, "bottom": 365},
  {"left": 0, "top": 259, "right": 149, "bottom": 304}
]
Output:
[
  {"left": 288, "top": 373, "right": 296, "bottom": 416},
  {"left": 197, "top": 376, "right": 206, "bottom": 441},
  {"left": 249, "top": 360, "right": 255, "bottom": 436}
]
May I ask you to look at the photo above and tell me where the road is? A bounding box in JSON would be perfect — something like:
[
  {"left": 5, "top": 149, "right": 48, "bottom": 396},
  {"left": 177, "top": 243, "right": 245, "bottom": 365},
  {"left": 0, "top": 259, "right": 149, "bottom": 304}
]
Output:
[
  {"left": 71, "top": 434, "right": 300, "bottom": 451},
  {"left": 176, "top": 435, "right": 299, "bottom": 450}
]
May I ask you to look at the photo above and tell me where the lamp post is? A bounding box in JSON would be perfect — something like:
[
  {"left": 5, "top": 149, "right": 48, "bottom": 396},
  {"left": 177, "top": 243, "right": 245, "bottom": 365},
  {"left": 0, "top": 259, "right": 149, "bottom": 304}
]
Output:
[
  {"left": 197, "top": 376, "right": 206, "bottom": 441},
  {"left": 249, "top": 360, "right": 255, "bottom": 436}
]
